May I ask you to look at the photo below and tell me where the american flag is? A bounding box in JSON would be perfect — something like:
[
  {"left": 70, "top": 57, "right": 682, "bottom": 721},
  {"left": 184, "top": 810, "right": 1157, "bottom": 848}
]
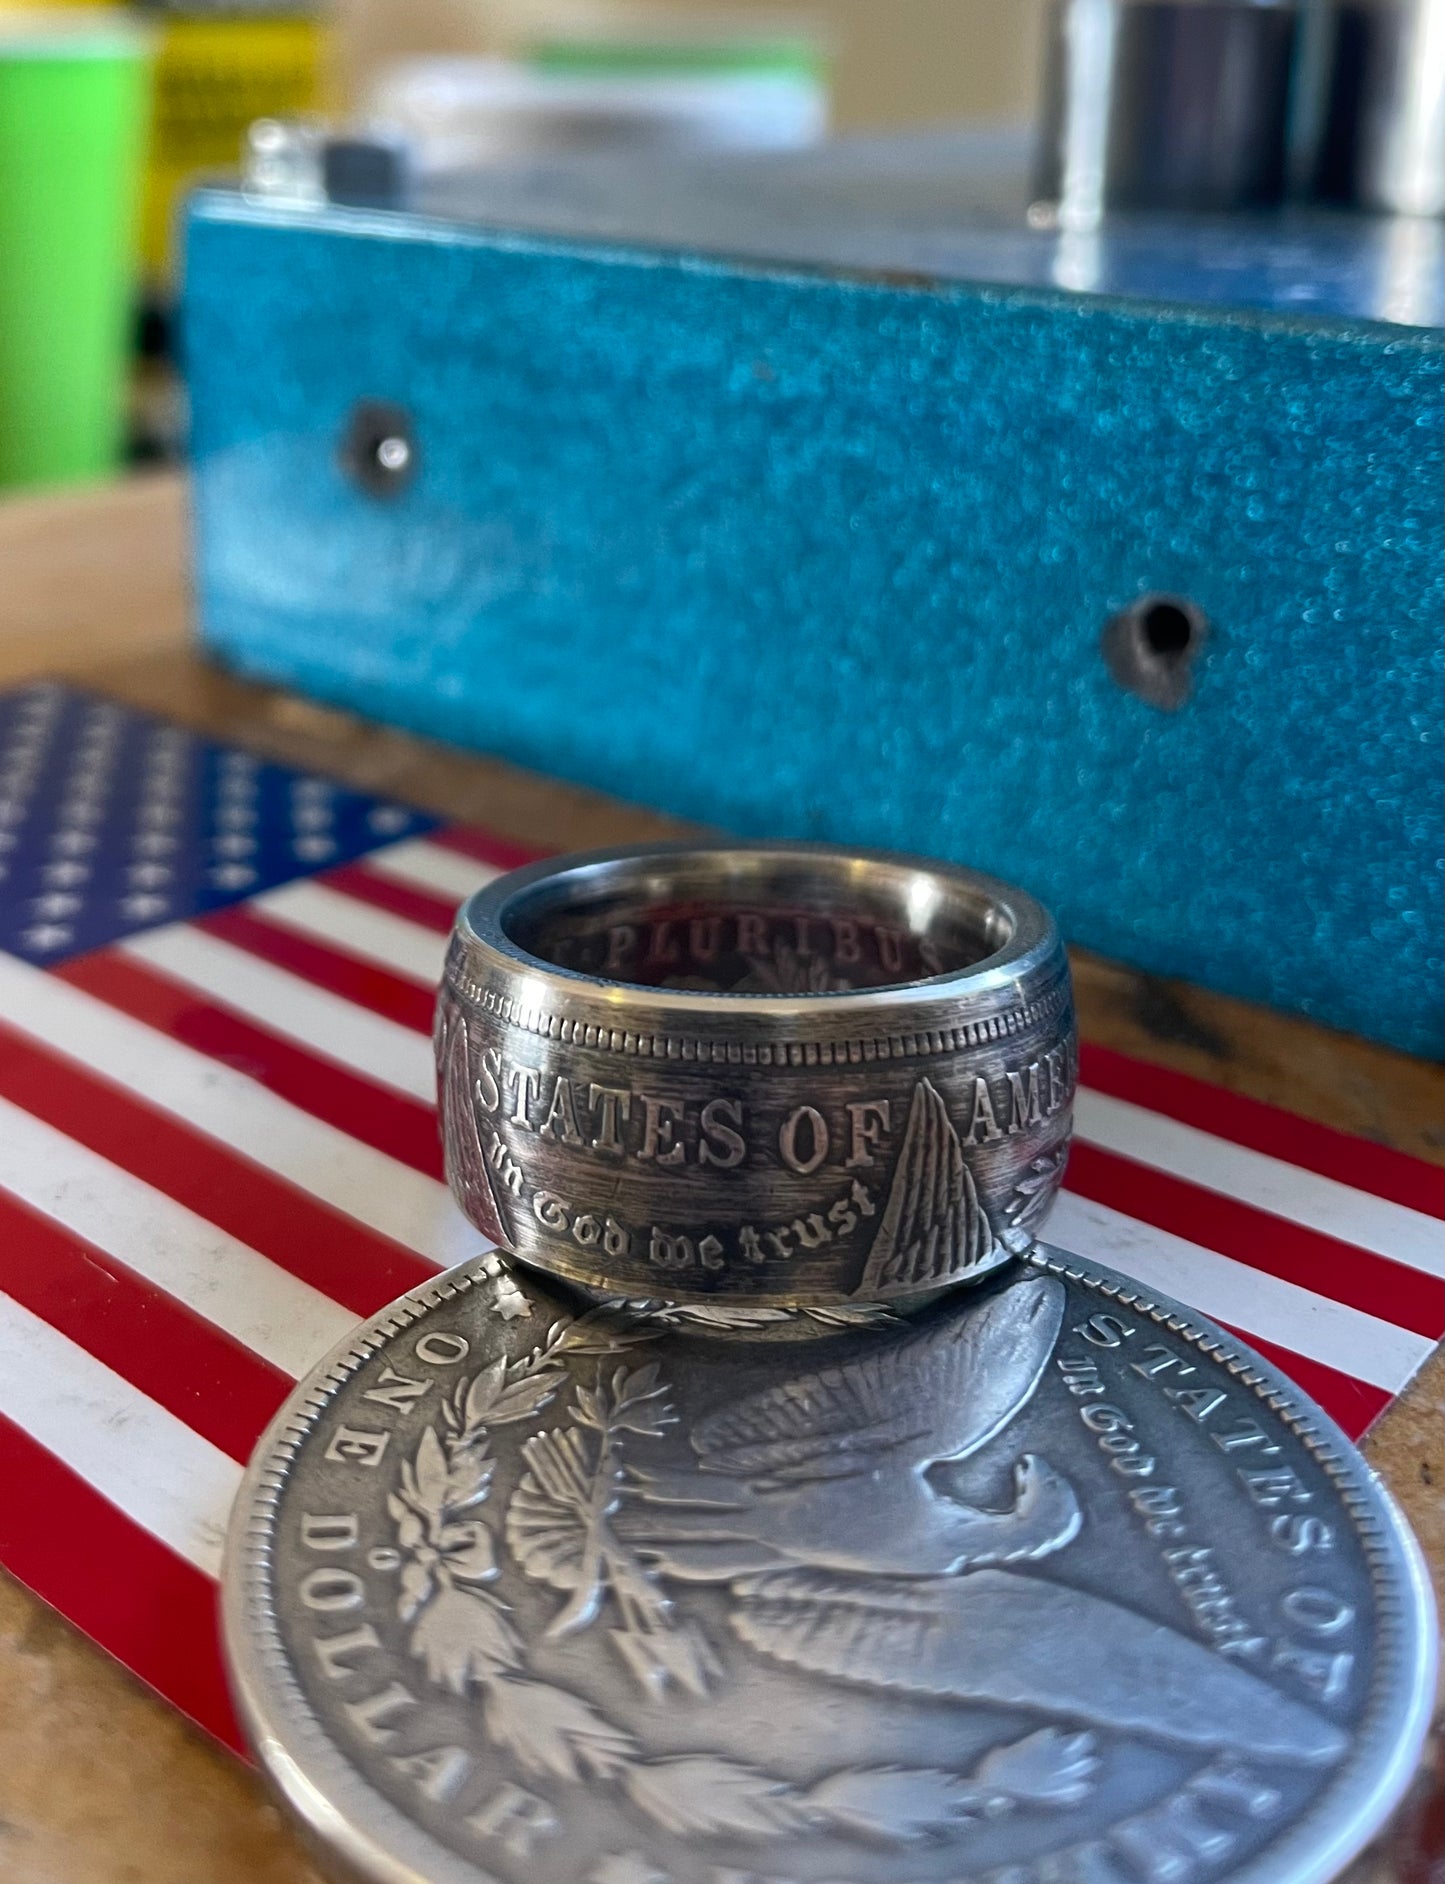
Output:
[{"left": 0, "top": 681, "right": 1438, "bottom": 1755}]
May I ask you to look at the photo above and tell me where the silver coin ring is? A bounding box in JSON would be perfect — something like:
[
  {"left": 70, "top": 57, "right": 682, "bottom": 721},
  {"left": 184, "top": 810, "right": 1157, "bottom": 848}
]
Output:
[{"left": 437, "top": 841, "right": 1076, "bottom": 1304}]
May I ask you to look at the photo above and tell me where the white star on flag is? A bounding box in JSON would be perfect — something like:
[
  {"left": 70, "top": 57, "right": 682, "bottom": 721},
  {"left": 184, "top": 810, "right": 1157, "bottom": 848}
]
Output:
[
  {"left": 209, "top": 863, "right": 258, "bottom": 891},
  {"left": 21, "top": 922, "right": 73, "bottom": 950},
  {"left": 120, "top": 894, "right": 172, "bottom": 922}
]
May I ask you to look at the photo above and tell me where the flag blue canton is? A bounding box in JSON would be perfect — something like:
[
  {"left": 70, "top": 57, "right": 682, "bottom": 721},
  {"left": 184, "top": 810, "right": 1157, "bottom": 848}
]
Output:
[{"left": 0, "top": 681, "right": 439, "bottom": 966}]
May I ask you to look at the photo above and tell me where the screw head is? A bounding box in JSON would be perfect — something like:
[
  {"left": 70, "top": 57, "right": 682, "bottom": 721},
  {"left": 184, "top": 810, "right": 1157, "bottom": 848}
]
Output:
[{"left": 339, "top": 401, "right": 419, "bottom": 498}]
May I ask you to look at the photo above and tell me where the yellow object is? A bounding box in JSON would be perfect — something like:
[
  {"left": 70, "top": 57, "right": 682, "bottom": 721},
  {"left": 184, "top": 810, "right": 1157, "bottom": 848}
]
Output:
[{"left": 141, "top": 13, "right": 324, "bottom": 279}]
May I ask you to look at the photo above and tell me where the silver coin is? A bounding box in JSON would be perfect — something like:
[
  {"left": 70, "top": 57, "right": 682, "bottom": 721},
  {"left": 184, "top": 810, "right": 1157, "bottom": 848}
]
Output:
[{"left": 224, "top": 1248, "right": 1436, "bottom": 1884}]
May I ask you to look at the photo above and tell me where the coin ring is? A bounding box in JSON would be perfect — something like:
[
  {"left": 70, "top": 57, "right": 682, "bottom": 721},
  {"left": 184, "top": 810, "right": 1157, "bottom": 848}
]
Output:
[{"left": 437, "top": 841, "right": 1076, "bottom": 1304}]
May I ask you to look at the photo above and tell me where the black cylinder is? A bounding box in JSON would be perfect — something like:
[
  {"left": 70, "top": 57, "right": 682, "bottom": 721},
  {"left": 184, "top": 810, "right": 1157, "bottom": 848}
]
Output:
[
  {"left": 1035, "top": 0, "right": 1300, "bottom": 218},
  {"left": 1298, "top": 0, "right": 1445, "bottom": 215}
]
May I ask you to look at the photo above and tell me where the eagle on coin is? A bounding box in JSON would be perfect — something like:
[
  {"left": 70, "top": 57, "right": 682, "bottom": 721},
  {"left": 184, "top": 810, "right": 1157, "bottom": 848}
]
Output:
[{"left": 616, "top": 1275, "right": 1347, "bottom": 1768}]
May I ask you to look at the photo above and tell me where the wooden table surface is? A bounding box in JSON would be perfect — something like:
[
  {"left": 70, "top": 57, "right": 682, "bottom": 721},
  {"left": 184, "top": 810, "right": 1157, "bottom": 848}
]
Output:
[{"left": 0, "top": 474, "right": 1438, "bottom": 1884}]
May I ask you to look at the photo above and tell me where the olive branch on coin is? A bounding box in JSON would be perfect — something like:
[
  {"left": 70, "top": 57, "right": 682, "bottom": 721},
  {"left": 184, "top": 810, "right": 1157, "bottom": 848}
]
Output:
[
  {"left": 388, "top": 1304, "right": 655, "bottom": 1689},
  {"left": 505, "top": 1358, "right": 724, "bottom": 1698},
  {"left": 387, "top": 1287, "right": 1101, "bottom": 1846}
]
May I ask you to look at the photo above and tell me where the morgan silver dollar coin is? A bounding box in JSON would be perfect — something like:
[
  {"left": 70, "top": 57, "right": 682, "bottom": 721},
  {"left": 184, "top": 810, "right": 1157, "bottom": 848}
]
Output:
[{"left": 224, "top": 1249, "right": 1436, "bottom": 1884}]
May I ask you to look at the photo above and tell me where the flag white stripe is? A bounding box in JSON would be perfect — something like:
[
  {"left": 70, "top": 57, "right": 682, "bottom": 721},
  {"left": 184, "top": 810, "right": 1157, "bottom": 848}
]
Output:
[
  {"left": 120, "top": 923, "right": 436, "bottom": 1103},
  {"left": 250, "top": 879, "right": 446, "bottom": 986},
  {"left": 0, "top": 1290, "right": 240, "bottom": 1577},
  {"left": 0, "top": 1096, "right": 355, "bottom": 1377},
  {"left": 1045, "top": 1192, "right": 1434, "bottom": 1392},
  {"left": 0, "top": 953, "right": 473, "bottom": 1269},
  {"left": 362, "top": 837, "right": 499, "bottom": 905},
  {"left": 1073, "top": 1088, "right": 1443, "bottom": 1278}
]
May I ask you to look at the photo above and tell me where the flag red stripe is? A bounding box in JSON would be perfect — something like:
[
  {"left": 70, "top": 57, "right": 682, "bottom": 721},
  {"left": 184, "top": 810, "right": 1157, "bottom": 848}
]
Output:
[
  {"left": 1065, "top": 1141, "right": 1445, "bottom": 1340},
  {"left": 0, "top": 1019, "right": 432, "bottom": 1319},
  {"left": 432, "top": 824, "right": 545, "bottom": 872},
  {"left": 0, "top": 1193, "right": 290, "bottom": 1463},
  {"left": 0, "top": 1411, "right": 245, "bottom": 1753},
  {"left": 1217, "top": 1324, "right": 1391, "bottom": 1440},
  {"left": 321, "top": 862, "right": 459, "bottom": 935},
  {"left": 1080, "top": 1042, "right": 1443, "bottom": 1220},
  {"left": 199, "top": 907, "right": 435, "bottom": 1032},
  {"left": 59, "top": 951, "right": 444, "bottom": 1182}
]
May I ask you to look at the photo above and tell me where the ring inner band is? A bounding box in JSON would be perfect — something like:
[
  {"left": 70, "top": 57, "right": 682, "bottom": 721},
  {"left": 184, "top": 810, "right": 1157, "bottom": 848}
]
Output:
[{"left": 501, "top": 854, "right": 1016, "bottom": 995}]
